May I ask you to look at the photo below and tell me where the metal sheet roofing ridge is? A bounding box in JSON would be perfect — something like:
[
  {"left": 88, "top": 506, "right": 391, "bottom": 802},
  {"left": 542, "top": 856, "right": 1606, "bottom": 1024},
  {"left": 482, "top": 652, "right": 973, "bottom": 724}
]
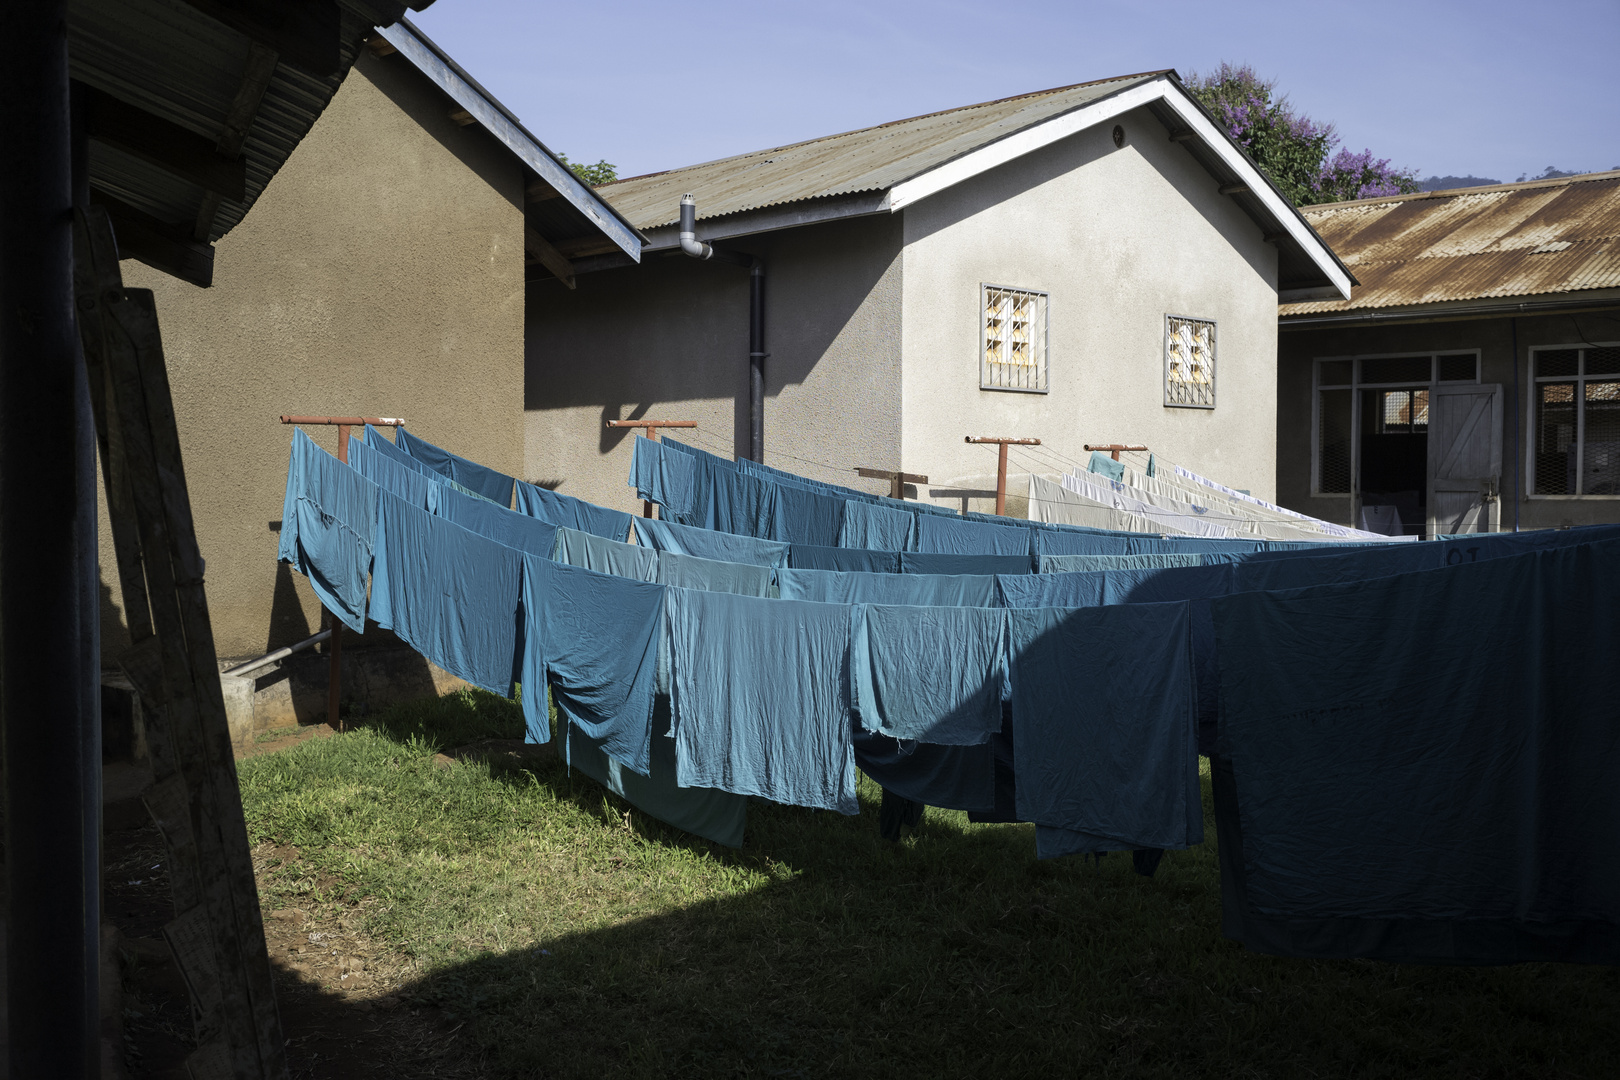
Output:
[
  {"left": 598, "top": 70, "right": 1175, "bottom": 192},
  {"left": 376, "top": 19, "right": 642, "bottom": 260},
  {"left": 1299, "top": 169, "right": 1620, "bottom": 217},
  {"left": 1278, "top": 246, "right": 1620, "bottom": 313}
]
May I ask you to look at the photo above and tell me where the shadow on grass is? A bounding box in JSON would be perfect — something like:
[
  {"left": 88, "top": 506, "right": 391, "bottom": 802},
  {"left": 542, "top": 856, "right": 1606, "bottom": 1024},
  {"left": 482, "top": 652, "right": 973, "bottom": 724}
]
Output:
[{"left": 267, "top": 691, "right": 1620, "bottom": 1080}]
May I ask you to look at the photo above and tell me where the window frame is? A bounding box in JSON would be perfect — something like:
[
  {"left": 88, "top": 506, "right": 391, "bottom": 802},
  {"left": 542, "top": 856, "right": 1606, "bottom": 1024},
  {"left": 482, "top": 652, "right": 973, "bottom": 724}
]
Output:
[
  {"left": 1163, "top": 314, "right": 1218, "bottom": 409},
  {"left": 1525, "top": 341, "right": 1620, "bottom": 500},
  {"left": 979, "top": 283, "right": 1050, "bottom": 394},
  {"left": 1309, "top": 350, "right": 1482, "bottom": 498}
]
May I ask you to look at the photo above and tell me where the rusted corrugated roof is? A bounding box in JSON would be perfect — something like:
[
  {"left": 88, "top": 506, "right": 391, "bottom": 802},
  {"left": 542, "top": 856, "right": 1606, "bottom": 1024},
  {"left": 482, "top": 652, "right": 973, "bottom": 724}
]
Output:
[
  {"left": 1280, "top": 171, "right": 1620, "bottom": 316},
  {"left": 597, "top": 73, "right": 1167, "bottom": 230}
]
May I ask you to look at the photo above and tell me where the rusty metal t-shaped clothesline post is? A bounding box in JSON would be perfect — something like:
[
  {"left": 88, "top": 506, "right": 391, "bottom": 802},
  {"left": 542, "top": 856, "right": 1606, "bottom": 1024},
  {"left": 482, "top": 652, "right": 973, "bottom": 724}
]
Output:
[
  {"left": 280, "top": 414, "right": 405, "bottom": 730},
  {"left": 606, "top": 419, "right": 697, "bottom": 516},
  {"left": 965, "top": 436, "right": 1041, "bottom": 515},
  {"left": 1084, "top": 442, "right": 1149, "bottom": 462}
]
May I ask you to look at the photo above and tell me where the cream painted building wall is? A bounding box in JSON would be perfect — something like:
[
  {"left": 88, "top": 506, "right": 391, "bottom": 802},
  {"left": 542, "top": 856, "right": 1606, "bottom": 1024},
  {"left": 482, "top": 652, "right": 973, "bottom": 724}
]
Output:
[
  {"left": 104, "top": 51, "right": 526, "bottom": 662},
  {"left": 900, "top": 104, "right": 1280, "bottom": 509},
  {"left": 525, "top": 104, "right": 1281, "bottom": 517}
]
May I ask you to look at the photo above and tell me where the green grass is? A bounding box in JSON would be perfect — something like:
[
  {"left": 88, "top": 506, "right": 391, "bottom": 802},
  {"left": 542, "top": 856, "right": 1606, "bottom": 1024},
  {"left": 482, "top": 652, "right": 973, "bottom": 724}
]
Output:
[{"left": 240, "top": 690, "right": 1620, "bottom": 1078}]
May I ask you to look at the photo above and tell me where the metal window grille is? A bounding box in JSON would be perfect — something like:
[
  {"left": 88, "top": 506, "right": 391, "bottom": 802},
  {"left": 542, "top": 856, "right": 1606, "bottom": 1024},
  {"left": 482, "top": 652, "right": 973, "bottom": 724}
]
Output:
[
  {"left": 1531, "top": 345, "right": 1620, "bottom": 495},
  {"left": 980, "top": 285, "right": 1048, "bottom": 392},
  {"left": 1317, "top": 388, "right": 1352, "bottom": 493},
  {"left": 1164, "top": 315, "right": 1216, "bottom": 408}
]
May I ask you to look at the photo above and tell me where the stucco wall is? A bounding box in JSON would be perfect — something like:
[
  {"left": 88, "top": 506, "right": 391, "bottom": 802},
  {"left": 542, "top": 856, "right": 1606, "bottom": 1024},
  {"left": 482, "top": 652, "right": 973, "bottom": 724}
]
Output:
[
  {"left": 104, "top": 51, "right": 526, "bottom": 662},
  {"left": 899, "top": 104, "right": 1281, "bottom": 510},
  {"left": 523, "top": 213, "right": 904, "bottom": 510},
  {"left": 1277, "top": 309, "right": 1620, "bottom": 530}
]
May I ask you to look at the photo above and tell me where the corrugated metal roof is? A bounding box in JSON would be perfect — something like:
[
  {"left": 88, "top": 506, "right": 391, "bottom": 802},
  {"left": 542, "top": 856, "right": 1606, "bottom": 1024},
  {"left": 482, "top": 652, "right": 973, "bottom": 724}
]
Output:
[
  {"left": 1280, "top": 171, "right": 1620, "bottom": 316},
  {"left": 69, "top": 0, "right": 415, "bottom": 267},
  {"left": 598, "top": 73, "right": 1167, "bottom": 230}
]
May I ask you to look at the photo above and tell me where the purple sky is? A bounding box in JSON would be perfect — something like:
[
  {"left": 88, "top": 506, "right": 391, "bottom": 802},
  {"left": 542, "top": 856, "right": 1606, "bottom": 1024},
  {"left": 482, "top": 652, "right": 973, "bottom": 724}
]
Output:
[{"left": 411, "top": 0, "right": 1618, "bottom": 185}]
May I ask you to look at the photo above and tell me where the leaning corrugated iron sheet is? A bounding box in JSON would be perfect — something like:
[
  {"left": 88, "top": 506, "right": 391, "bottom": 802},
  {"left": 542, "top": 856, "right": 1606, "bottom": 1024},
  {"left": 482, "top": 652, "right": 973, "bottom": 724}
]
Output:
[
  {"left": 1280, "top": 171, "right": 1620, "bottom": 315},
  {"left": 598, "top": 73, "right": 1165, "bottom": 230}
]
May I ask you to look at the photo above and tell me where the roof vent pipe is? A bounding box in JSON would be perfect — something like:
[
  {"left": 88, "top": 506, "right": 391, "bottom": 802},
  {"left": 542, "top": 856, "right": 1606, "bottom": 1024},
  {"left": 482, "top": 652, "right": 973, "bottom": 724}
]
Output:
[{"left": 677, "top": 194, "right": 766, "bottom": 462}]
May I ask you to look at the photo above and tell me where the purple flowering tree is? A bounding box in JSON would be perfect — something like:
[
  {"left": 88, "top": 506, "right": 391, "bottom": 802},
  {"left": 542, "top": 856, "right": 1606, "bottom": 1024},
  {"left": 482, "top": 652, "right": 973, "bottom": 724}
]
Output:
[{"left": 1185, "top": 64, "right": 1419, "bottom": 205}]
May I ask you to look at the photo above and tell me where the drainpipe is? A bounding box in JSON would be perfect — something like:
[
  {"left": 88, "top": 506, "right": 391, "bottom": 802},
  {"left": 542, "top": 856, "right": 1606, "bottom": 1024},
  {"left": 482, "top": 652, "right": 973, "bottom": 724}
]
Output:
[
  {"left": 679, "top": 194, "right": 766, "bottom": 461},
  {"left": 1511, "top": 317, "right": 1520, "bottom": 532}
]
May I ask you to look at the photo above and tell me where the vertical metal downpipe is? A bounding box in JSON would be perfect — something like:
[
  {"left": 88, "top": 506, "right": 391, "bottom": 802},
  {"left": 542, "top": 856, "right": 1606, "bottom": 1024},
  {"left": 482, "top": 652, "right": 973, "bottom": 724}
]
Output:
[
  {"left": 678, "top": 194, "right": 765, "bottom": 461},
  {"left": 1, "top": 2, "right": 102, "bottom": 1075},
  {"left": 1511, "top": 317, "right": 1521, "bottom": 532}
]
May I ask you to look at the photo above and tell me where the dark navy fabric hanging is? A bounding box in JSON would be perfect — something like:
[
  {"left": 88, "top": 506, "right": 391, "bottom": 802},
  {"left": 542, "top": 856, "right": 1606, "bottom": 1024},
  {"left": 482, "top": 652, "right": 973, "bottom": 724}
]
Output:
[
  {"left": 852, "top": 732, "right": 996, "bottom": 814},
  {"left": 668, "top": 588, "right": 858, "bottom": 814},
  {"left": 789, "top": 544, "right": 902, "bottom": 574},
  {"left": 633, "top": 515, "right": 790, "bottom": 568},
  {"left": 1211, "top": 539, "right": 1620, "bottom": 965},
  {"left": 520, "top": 555, "right": 664, "bottom": 775},
  {"left": 769, "top": 483, "right": 846, "bottom": 547},
  {"left": 368, "top": 491, "right": 521, "bottom": 696},
  {"left": 778, "top": 567, "right": 997, "bottom": 607},
  {"left": 394, "top": 426, "right": 516, "bottom": 507},
  {"left": 903, "top": 552, "right": 1031, "bottom": 576},
  {"left": 1008, "top": 602, "right": 1201, "bottom": 857},
  {"left": 514, "top": 479, "right": 633, "bottom": 542},
  {"left": 852, "top": 605, "right": 1007, "bottom": 745},
  {"left": 278, "top": 429, "right": 377, "bottom": 633},
  {"left": 563, "top": 718, "right": 748, "bottom": 848}
]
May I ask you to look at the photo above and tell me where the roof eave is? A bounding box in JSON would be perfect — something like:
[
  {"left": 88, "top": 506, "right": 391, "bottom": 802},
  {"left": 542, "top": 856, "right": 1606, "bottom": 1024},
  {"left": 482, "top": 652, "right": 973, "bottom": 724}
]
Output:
[{"left": 1279, "top": 287, "right": 1620, "bottom": 328}]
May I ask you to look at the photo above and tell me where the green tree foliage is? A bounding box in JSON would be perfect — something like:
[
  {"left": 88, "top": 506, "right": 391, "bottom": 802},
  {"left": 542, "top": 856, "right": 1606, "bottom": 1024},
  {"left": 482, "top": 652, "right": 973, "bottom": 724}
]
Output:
[
  {"left": 1185, "top": 64, "right": 1419, "bottom": 206},
  {"left": 558, "top": 153, "right": 617, "bottom": 186}
]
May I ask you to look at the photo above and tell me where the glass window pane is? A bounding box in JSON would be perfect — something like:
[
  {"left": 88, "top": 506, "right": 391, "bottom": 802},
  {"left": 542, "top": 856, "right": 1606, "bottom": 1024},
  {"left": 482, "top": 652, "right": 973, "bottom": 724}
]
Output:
[
  {"left": 1586, "top": 347, "right": 1620, "bottom": 377},
  {"left": 1360, "top": 356, "right": 1432, "bottom": 383},
  {"left": 1583, "top": 381, "right": 1620, "bottom": 495},
  {"left": 1438, "top": 354, "right": 1477, "bottom": 381},
  {"left": 1536, "top": 349, "right": 1579, "bottom": 377},
  {"left": 1318, "top": 359, "right": 1352, "bottom": 386},
  {"left": 1534, "top": 382, "right": 1577, "bottom": 494},
  {"left": 1318, "top": 388, "right": 1352, "bottom": 493},
  {"left": 1412, "top": 388, "right": 1430, "bottom": 429}
]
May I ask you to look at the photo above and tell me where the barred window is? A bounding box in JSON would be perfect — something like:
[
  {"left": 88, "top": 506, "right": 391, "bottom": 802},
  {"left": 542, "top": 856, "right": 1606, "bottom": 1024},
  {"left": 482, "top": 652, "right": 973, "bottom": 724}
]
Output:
[
  {"left": 1533, "top": 345, "right": 1620, "bottom": 495},
  {"left": 980, "top": 284, "right": 1048, "bottom": 393},
  {"left": 1164, "top": 315, "right": 1216, "bottom": 408}
]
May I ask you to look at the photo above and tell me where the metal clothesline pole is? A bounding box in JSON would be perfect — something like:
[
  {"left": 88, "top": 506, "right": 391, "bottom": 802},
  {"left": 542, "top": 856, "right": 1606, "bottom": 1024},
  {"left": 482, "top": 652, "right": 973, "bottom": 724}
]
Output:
[
  {"left": 966, "top": 436, "right": 1042, "bottom": 515},
  {"left": 854, "top": 467, "right": 929, "bottom": 501},
  {"left": 1084, "top": 442, "right": 1150, "bottom": 463},
  {"left": 606, "top": 419, "right": 697, "bottom": 516},
  {"left": 280, "top": 414, "right": 404, "bottom": 731}
]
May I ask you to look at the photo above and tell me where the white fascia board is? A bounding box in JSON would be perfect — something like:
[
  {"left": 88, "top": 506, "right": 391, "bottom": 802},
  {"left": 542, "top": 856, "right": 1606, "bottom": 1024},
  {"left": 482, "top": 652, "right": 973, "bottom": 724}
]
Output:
[
  {"left": 377, "top": 22, "right": 641, "bottom": 262},
  {"left": 886, "top": 75, "right": 1352, "bottom": 300}
]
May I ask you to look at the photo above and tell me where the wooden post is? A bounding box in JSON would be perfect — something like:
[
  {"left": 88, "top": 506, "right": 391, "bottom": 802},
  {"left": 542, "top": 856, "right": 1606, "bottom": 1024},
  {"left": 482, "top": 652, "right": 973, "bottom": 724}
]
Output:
[
  {"left": 1084, "top": 442, "right": 1149, "bottom": 463},
  {"left": 965, "top": 436, "right": 1041, "bottom": 515},
  {"left": 854, "top": 467, "right": 929, "bottom": 501},
  {"left": 606, "top": 419, "right": 697, "bottom": 516},
  {"left": 279, "top": 415, "right": 404, "bottom": 732}
]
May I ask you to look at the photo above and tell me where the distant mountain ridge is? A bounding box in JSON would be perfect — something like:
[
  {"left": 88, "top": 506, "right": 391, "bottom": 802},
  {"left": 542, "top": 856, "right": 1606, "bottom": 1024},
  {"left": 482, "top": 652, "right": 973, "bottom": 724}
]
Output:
[{"left": 1417, "top": 166, "right": 1620, "bottom": 193}]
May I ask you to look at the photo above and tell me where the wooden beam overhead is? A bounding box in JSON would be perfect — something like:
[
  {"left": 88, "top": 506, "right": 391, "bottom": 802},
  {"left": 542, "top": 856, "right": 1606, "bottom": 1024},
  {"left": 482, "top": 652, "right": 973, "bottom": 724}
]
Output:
[
  {"left": 449, "top": 108, "right": 476, "bottom": 126},
  {"left": 1168, "top": 129, "right": 1196, "bottom": 142},
  {"left": 91, "top": 189, "right": 214, "bottom": 289},
  {"left": 526, "top": 180, "right": 563, "bottom": 201},
  {"left": 524, "top": 225, "right": 576, "bottom": 289},
  {"left": 365, "top": 34, "right": 397, "bottom": 57},
  {"left": 1219, "top": 183, "right": 1251, "bottom": 196},
  {"left": 177, "top": 0, "right": 340, "bottom": 78},
  {"left": 194, "top": 42, "right": 279, "bottom": 241},
  {"left": 76, "top": 81, "right": 247, "bottom": 202},
  {"left": 551, "top": 236, "right": 620, "bottom": 259}
]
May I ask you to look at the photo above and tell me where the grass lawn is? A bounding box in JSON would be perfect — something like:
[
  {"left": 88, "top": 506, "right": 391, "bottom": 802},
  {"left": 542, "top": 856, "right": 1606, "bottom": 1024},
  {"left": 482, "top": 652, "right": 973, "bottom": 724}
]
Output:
[{"left": 239, "top": 689, "right": 1619, "bottom": 1078}]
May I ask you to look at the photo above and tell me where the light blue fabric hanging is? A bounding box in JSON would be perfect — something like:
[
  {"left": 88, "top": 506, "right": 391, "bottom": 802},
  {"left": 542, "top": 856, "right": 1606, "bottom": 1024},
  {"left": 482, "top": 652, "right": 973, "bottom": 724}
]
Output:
[
  {"left": 349, "top": 434, "right": 438, "bottom": 512},
  {"left": 668, "top": 588, "right": 858, "bottom": 814},
  {"left": 394, "top": 426, "right": 516, "bottom": 507},
  {"left": 769, "top": 483, "right": 846, "bottom": 547},
  {"left": 839, "top": 500, "right": 917, "bottom": 553},
  {"left": 1211, "top": 538, "right": 1620, "bottom": 964},
  {"left": 1008, "top": 602, "right": 1201, "bottom": 857},
  {"left": 632, "top": 515, "right": 789, "bottom": 568},
  {"left": 564, "top": 718, "right": 748, "bottom": 848},
  {"left": 1146, "top": 454, "right": 1156, "bottom": 478},
  {"left": 1039, "top": 552, "right": 1207, "bottom": 573},
  {"left": 519, "top": 554, "right": 664, "bottom": 775},
  {"left": 362, "top": 425, "right": 488, "bottom": 502},
  {"left": 278, "top": 429, "right": 377, "bottom": 633},
  {"left": 368, "top": 491, "right": 521, "bottom": 696},
  {"left": 550, "top": 527, "right": 658, "bottom": 582},
  {"left": 514, "top": 480, "right": 633, "bottom": 542},
  {"left": 1088, "top": 451, "right": 1126, "bottom": 482},
  {"left": 654, "top": 550, "right": 776, "bottom": 597},
  {"left": 852, "top": 605, "right": 1007, "bottom": 745},
  {"left": 903, "top": 552, "right": 1030, "bottom": 576},
  {"left": 436, "top": 484, "right": 558, "bottom": 558},
  {"left": 789, "top": 543, "right": 901, "bottom": 574},
  {"left": 915, "top": 514, "right": 1032, "bottom": 557},
  {"left": 778, "top": 568, "right": 997, "bottom": 607}
]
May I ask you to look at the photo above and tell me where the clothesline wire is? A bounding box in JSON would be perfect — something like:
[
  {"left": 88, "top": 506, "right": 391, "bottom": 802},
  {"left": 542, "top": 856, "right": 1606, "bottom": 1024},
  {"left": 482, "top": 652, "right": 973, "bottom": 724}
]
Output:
[{"left": 675, "top": 429, "right": 891, "bottom": 491}]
